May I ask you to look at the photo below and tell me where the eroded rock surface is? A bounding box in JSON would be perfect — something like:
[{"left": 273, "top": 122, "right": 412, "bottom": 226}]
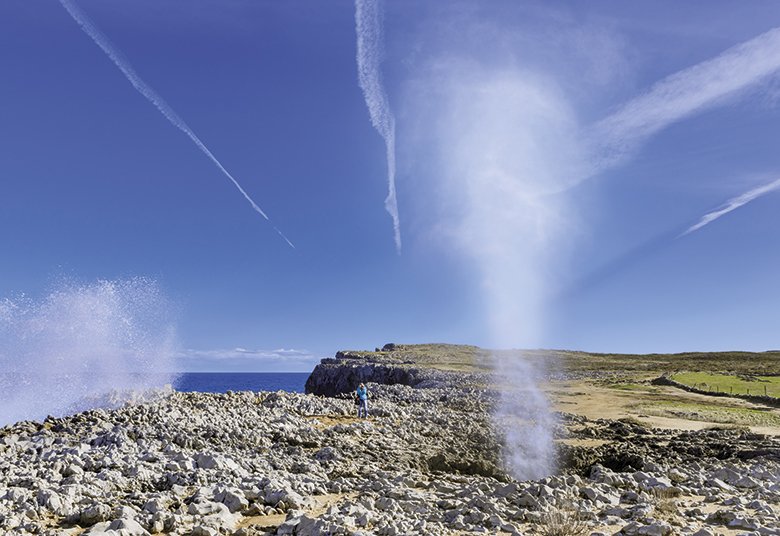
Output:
[{"left": 1, "top": 350, "right": 778, "bottom": 535}]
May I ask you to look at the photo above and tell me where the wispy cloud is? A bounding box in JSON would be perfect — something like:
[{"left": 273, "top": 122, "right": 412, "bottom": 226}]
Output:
[
  {"left": 592, "top": 26, "right": 780, "bottom": 169},
  {"left": 59, "top": 0, "right": 294, "bottom": 249},
  {"left": 681, "top": 177, "right": 780, "bottom": 236},
  {"left": 355, "top": 0, "right": 402, "bottom": 253},
  {"left": 174, "top": 347, "right": 319, "bottom": 372},
  {"left": 177, "top": 347, "right": 315, "bottom": 361}
]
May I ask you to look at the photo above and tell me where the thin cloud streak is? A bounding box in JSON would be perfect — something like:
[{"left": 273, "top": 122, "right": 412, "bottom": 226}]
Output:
[
  {"left": 681, "top": 177, "right": 780, "bottom": 236},
  {"left": 59, "top": 0, "right": 294, "bottom": 249},
  {"left": 593, "top": 26, "right": 780, "bottom": 170},
  {"left": 176, "top": 348, "right": 316, "bottom": 361},
  {"left": 355, "top": 0, "right": 402, "bottom": 253},
  {"left": 174, "top": 347, "right": 319, "bottom": 373},
  {"left": 557, "top": 27, "right": 780, "bottom": 292}
]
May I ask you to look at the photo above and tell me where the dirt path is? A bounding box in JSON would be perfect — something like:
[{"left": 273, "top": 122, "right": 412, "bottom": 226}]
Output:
[
  {"left": 305, "top": 414, "right": 364, "bottom": 430},
  {"left": 237, "top": 492, "right": 357, "bottom": 531}
]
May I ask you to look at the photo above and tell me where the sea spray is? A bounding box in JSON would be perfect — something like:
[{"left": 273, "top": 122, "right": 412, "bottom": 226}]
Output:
[
  {"left": 491, "top": 352, "right": 556, "bottom": 479},
  {"left": 0, "top": 278, "right": 178, "bottom": 426},
  {"left": 403, "top": 64, "right": 580, "bottom": 478}
]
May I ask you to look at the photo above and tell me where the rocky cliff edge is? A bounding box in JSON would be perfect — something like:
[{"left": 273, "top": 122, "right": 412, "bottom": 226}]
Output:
[{"left": 304, "top": 343, "right": 489, "bottom": 396}]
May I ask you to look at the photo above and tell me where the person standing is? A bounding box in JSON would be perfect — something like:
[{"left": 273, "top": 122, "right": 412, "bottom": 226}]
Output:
[{"left": 355, "top": 383, "right": 369, "bottom": 418}]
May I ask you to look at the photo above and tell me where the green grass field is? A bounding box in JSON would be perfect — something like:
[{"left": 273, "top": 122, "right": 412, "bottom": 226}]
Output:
[{"left": 671, "top": 372, "right": 780, "bottom": 398}]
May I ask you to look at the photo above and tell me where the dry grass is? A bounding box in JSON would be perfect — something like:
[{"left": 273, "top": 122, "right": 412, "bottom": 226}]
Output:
[
  {"left": 650, "top": 487, "right": 682, "bottom": 500},
  {"left": 538, "top": 508, "right": 589, "bottom": 536},
  {"left": 650, "top": 488, "right": 684, "bottom": 525},
  {"left": 560, "top": 350, "right": 780, "bottom": 376},
  {"left": 343, "top": 343, "right": 491, "bottom": 373},
  {"left": 635, "top": 400, "right": 780, "bottom": 427},
  {"left": 346, "top": 343, "right": 780, "bottom": 378}
]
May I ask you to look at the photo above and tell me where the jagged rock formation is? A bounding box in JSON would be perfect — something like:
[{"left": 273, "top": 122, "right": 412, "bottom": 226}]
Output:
[{"left": 304, "top": 350, "right": 464, "bottom": 396}]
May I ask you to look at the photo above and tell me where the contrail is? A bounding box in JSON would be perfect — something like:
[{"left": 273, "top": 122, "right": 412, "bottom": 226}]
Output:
[
  {"left": 58, "top": 0, "right": 294, "bottom": 249},
  {"left": 593, "top": 27, "right": 780, "bottom": 169},
  {"left": 681, "top": 177, "right": 780, "bottom": 236},
  {"left": 587, "top": 27, "right": 780, "bottom": 240},
  {"left": 355, "top": 0, "right": 401, "bottom": 253}
]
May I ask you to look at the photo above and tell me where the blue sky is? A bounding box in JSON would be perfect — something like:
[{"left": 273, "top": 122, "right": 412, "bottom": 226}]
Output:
[{"left": 1, "top": 1, "right": 780, "bottom": 371}]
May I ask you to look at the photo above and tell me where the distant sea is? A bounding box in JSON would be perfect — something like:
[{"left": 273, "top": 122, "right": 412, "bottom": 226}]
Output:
[{"left": 173, "top": 372, "right": 310, "bottom": 394}]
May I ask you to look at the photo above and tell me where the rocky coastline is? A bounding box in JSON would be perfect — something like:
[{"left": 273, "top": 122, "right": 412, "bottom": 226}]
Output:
[{"left": 1, "top": 346, "right": 779, "bottom": 535}]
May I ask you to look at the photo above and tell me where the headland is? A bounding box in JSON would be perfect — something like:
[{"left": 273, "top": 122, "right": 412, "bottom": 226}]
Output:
[{"left": 1, "top": 344, "right": 778, "bottom": 535}]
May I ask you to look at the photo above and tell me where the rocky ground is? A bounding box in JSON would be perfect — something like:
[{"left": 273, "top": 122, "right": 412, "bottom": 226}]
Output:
[{"left": 1, "top": 348, "right": 779, "bottom": 536}]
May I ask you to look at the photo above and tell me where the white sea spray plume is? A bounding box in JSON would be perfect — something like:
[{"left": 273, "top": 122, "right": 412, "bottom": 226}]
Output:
[
  {"left": 404, "top": 62, "right": 584, "bottom": 479},
  {"left": 355, "top": 0, "right": 402, "bottom": 253},
  {"left": 0, "top": 278, "right": 178, "bottom": 426},
  {"left": 58, "top": 0, "right": 294, "bottom": 248},
  {"left": 492, "top": 350, "right": 556, "bottom": 479}
]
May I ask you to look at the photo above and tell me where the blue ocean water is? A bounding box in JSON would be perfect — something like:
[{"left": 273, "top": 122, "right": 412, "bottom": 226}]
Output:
[{"left": 173, "top": 372, "right": 309, "bottom": 394}]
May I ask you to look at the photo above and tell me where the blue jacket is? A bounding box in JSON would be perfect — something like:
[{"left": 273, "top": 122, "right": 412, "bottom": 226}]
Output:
[{"left": 356, "top": 386, "right": 368, "bottom": 401}]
